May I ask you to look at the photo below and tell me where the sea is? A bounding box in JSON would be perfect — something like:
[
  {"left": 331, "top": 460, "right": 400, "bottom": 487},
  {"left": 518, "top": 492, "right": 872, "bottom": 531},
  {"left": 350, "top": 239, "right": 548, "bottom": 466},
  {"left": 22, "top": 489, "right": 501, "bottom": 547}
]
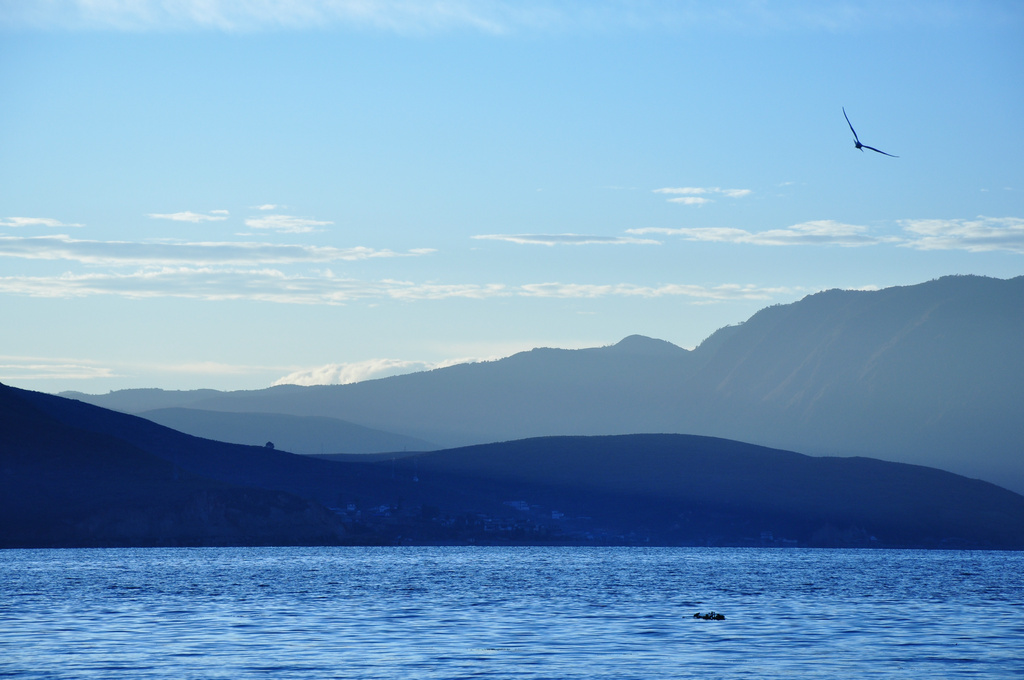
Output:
[{"left": 1, "top": 547, "right": 1022, "bottom": 679}]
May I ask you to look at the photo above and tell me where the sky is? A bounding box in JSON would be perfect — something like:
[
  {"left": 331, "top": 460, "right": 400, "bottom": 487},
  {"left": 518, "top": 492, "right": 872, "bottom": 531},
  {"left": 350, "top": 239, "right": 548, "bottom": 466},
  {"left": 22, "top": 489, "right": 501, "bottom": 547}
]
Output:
[{"left": 1, "top": 0, "right": 1022, "bottom": 394}]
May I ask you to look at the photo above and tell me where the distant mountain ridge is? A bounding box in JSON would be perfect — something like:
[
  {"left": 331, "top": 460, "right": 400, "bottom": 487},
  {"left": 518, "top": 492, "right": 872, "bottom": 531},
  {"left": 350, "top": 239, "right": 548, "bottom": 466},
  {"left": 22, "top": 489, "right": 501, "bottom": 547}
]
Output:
[
  {"left": 139, "top": 408, "right": 435, "bottom": 454},
  {"left": 63, "top": 275, "right": 1024, "bottom": 493}
]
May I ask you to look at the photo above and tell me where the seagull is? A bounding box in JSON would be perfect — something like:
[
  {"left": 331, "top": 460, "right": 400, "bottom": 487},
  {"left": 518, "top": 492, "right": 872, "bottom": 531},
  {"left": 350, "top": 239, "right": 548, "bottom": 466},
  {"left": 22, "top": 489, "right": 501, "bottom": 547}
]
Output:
[{"left": 843, "top": 107, "right": 898, "bottom": 157}]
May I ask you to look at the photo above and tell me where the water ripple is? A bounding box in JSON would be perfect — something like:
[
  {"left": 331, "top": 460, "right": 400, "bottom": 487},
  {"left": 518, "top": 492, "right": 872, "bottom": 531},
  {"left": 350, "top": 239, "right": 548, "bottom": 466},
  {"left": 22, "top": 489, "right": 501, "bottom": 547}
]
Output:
[{"left": 1, "top": 547, "right": 1022, "bottom": 679}]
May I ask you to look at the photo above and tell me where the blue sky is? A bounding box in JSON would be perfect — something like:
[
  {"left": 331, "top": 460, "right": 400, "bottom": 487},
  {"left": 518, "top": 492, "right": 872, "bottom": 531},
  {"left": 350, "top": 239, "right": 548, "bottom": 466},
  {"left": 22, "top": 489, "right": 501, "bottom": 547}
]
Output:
[{"left": 1, "top": 1, "right": 1022, "bottom": 393}]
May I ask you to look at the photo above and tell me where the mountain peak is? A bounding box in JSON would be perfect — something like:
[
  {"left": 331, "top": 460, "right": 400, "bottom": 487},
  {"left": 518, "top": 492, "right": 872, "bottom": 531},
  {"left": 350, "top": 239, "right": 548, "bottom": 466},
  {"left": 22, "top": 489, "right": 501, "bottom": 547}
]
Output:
[{"left": 608, "top": 335, "right": 687, "bottom": 357}]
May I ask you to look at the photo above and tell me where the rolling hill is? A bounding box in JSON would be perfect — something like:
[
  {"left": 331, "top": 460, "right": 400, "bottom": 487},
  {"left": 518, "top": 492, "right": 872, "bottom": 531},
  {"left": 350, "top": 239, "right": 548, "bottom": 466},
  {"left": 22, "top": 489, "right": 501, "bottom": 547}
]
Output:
[
  {"left": 0, "top": 383, "right": 346, "bottom": 547},
  {"left": 6, "top": 382, "right": 1024, "bottom": 548}
]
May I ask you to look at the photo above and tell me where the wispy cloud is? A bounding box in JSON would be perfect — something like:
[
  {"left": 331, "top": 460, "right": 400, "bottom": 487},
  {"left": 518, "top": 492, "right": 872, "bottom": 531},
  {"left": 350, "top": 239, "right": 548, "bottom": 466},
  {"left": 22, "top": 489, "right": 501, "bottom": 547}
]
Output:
[
  {"left": 899, "top": 216, "right": 1024, "bottom": 254},
  {"left": 518, "top": 282, "right": 789, "bottom": 300},
  {"left": 0, "top": 267, "right": 791, "bottom": 305},
  {"left": 628, "top": 216, "right": 1024, "bottom": 253},
  {"left": 0, "top": 0, "right": 513, "bottom": 33},
  {"left": 0, "top": 355, "right": 284, "bottom": 384},
  {"left": 4, "top": 1, "right": 999, "bottom": 33},
  {"left": 244, "top": 214, "right": 333, "bottom": 233},
  {"left": 273, "top": 356, "right": 474, "bottom": 386},
  {"left": 472, "top": 233, "right": 659, "bottom": 246},
  {"left": 149, "top": 210, "right": 229, "bottom": 222},
  {"left": 254, "top": 204, "right": 279, "bottom": 211},
  {"left": 654, "top": 187, "right": 752, "bottom": 206},
  {"left": 630, "top": 220, "right": 893, "bottom": 247},
  {"left": 0, "top": 216, "right": 83, "bottom": 228},
  {"left": 0, "top": 234, "right": 433, "bottom": 266},
  {"left": 0, "top": 356, "right": 116, "bottom": 381}
]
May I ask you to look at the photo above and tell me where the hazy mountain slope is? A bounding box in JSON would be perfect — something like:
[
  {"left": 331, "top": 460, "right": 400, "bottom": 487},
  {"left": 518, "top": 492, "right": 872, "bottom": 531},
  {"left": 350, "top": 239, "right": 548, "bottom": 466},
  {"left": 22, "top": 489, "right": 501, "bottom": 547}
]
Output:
[
  {"left": 64, "top": 334, "right": 694, "bottom": 445},
  {"left": 0, "top": 384, "right": 346, "bottom": 547},
  {"left": 139, "top": 408, "right": 436, "bottom": 454},
  {"left": 59, "top": 387, "right": 230, "bottom": 413},
  {"left": 677, "top": 275, "right": 1024, "bottom": 489},
  {"left": 60, "top": 276, "right": 1024, "bottom": 493}
]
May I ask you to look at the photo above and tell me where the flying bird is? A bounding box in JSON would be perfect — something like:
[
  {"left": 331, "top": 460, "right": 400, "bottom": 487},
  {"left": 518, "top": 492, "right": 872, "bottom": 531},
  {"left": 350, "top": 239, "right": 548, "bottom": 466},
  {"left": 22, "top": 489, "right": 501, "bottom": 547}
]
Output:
[{"left": 843, "top": 107, "right": 898, "bottom": 157}]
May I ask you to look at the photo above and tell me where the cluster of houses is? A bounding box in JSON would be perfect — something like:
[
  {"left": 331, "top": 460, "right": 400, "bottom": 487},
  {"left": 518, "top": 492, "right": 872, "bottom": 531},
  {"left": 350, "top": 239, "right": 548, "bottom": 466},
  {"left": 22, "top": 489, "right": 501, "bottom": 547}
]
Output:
[
  {"left": 324, "top": 498, "right": 816, "bottom": 546},
  {"left": 325, "top": 497, "right": 598, "bottom": 542}
]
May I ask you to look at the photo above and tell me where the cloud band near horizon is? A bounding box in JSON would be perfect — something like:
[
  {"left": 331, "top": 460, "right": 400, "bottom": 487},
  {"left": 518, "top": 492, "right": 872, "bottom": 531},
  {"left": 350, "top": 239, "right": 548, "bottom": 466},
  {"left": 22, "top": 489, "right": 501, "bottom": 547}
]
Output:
[
  {"left": 0, "top": 234, "right": 433, "bottom": 265},
  {"left": 0, "top": 266, "right": 791, "bottom": 305},
  {"left": 472, "top": 233, "right": 659, "bottom": 246},
  {"left": 629, "top": 217, "right": 1024, "bottom": 253}
]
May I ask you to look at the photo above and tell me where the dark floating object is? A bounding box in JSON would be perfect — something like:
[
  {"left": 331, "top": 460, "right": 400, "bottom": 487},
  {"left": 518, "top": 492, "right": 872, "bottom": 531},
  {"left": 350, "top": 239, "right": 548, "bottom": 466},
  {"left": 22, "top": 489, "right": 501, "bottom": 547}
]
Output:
[
  {"left": 843, "top": 107, "right": 898, "bottom": 157},
  {"left": 693, "top": 611, "right": 726, "bottom": 620}
]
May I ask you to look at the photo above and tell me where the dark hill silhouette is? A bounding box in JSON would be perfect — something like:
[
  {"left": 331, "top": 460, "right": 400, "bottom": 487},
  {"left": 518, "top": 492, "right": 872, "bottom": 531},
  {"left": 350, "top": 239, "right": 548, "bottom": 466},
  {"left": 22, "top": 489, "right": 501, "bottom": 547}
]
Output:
[
  {"left": 5, "top": 383, "right": 1024, "bottom": 548},
  {"left": 0, "top": 383, "right": 346, "bottom": 547},
  {"left": 61, "top": 275, "right": 1024, "bottom": 493},
  {"left": 398, "top": 435, "right": 1024, "bottom": 548}
]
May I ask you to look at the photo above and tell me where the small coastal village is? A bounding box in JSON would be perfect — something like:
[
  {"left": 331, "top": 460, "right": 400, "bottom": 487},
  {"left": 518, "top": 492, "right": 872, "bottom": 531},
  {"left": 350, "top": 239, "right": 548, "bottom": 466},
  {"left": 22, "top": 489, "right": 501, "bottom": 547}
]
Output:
[{"left": 326, "top": 497, "right": 821, "bottom": 548}]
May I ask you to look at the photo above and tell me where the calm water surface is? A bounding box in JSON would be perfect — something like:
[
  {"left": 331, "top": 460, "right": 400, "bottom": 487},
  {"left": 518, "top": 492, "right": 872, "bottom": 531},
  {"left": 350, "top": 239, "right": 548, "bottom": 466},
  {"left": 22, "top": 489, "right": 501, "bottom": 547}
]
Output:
[{"left": 1, "top": 547, "right": 1022, "bottom": 678}]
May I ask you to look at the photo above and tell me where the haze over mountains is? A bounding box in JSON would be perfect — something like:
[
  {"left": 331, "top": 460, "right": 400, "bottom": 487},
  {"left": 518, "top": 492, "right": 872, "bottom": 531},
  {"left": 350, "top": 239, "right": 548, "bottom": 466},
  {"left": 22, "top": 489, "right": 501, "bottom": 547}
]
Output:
[
  {"left": 5, "top": 382, "right": 1024, "bottom": 549},
  {"left": 139, "top": 408, "right": 433, "bottom": 455},
  {"left": 64, "top": 275, "right": 1024, "bottom": 494}
]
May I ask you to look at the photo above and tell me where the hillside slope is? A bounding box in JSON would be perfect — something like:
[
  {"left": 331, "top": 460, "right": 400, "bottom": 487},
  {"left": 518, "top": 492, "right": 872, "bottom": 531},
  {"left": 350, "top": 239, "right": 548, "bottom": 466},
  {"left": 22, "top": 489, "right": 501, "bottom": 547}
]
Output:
[
  {"left": 0, "top": 384, "right": 346, "bottom": 547},
  {"left": 676, "top": 275, "right": 1024, "bottom": 488},
  {"left": 402, "top": 434, "right": 1024, "bottom": 548},
  {"left": 7, "top": 383, "right": 1024, "bottom": 548}
]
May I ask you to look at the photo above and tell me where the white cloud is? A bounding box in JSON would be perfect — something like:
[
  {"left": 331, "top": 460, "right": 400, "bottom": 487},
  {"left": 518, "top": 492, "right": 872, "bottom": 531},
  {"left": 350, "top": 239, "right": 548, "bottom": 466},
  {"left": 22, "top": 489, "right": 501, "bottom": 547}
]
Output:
[
  {"left": 472, "top": 233, "right": 659, "bottom": 246},
  {"left": 0, "top": 356, "right": 116, "bottom": 381},
  {"left": 0, "top": 234, "right": 432, "bottom": 266},
  {"left": 899, "top": 216, "right": 1024, "bottom": 254},
  {"left": 0, "top": 354, "right": 288, "bottom": 384},
  {"left": 667, "top": 197, "right": 711, "bottom": 206},
  {"left": 629, "top": 216, "right": 1024, "bottom": 252},
  {"left": 630, "top": 220, "right": 892, "bottom": 247},
  {"left": 654, "top": 187, "right": 713, "bottom": 195},
  {"left": 273, "top": 356, "right": 475, "bottom": 386},
  {"left": 654, "top": 187, "right": 752, "bottom": 205},
  {"left": 148, "top": 210, "right": 229, "bottom": 222},
  {"left": 0, "top": 267, "right": 791, "bottom": 305},
  {"left": 519, "top": 282, "right": 789, "bottom": 300},
  {"left": 0, "top": 0, "right": 512, "bottom": 33},
  {"left": 255, "top": 204, "right": 279, "bottom": 211},
  {"left": 0, "top": 268, "right": 502, "bottom": 303},
  {"left": 245, "top": 214, "right": 333, "bottom": 233},
  {"left": 3, "top": 1, "right": 994, "bottom": 34},
  {"left": 0, "top": 216, "right": 83, "bottom": 228}
]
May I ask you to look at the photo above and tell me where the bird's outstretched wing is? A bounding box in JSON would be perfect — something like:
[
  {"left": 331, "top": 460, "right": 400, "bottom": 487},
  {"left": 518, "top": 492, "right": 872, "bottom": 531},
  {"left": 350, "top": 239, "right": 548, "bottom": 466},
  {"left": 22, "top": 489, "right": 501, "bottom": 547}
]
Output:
[
  {"left": 843, "top": 107, "right": 898, "bottom": 156},
  {"left": 860, "top": 144, "right": 898, "bottom": 158},
  {"left": 842, "top": 106, "right": 860, "bottom": 143}
]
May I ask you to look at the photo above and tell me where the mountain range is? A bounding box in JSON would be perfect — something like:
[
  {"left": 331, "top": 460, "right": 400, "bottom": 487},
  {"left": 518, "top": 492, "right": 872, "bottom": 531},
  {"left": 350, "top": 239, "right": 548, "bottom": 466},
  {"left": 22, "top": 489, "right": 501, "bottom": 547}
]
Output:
[
  {"left": 5, "top": 381, "right": 1024, "bottom": 549},
  {"left": 63, "top": 275, "right": 1024, "bottom": 494}
]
